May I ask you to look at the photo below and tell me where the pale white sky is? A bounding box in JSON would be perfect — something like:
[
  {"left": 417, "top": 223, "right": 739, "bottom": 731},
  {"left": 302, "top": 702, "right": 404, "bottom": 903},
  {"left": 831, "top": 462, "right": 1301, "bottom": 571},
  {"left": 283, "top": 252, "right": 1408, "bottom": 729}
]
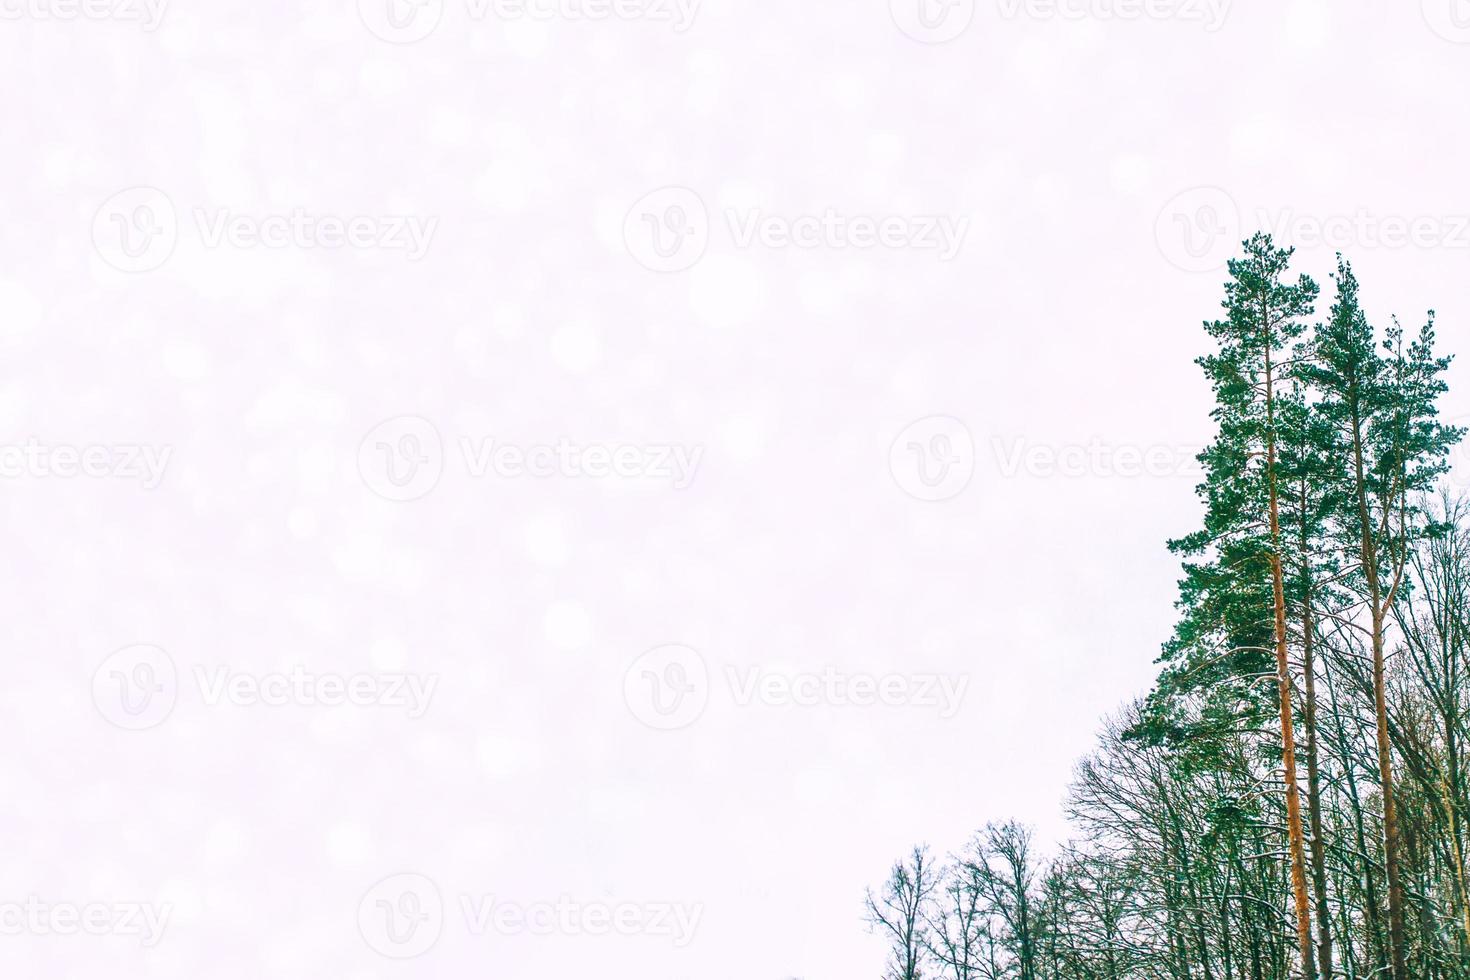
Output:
[{"left": 2, "top": 0, "right": 1470, "bottom": 977}]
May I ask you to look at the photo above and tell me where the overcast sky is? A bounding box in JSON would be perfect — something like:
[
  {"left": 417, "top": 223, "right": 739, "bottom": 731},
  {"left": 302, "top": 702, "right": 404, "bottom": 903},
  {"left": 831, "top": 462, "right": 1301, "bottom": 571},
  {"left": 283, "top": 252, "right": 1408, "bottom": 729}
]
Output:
[{"left": 4, "top": 0, "right": 1470, "bottom": 977}]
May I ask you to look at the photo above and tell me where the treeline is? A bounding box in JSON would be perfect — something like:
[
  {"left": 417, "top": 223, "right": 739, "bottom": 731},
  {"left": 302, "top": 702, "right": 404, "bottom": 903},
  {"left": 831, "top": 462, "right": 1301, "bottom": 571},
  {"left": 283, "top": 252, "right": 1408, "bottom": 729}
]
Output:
[{"left": 866, "top": 234, "right": 1470, "bottom": 980}]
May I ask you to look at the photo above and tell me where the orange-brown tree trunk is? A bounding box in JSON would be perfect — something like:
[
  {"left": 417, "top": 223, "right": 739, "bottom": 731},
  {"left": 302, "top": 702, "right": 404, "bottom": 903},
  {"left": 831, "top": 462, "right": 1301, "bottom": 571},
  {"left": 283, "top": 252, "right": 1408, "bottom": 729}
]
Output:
[
  {"left": 1372, "top": 605, "right": 1408, "bottom": 980},
  {"left": 1264, "top": 341, "right": 1317, "bottom": 980},
  {"left": 1298, "top": 464, "right": 1334, "bottom": 980}
]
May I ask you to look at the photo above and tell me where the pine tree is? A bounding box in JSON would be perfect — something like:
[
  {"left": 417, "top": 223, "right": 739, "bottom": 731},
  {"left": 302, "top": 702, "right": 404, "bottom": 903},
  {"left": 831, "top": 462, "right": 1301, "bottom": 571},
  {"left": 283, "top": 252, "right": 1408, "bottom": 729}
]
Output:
[
  {"left": 1304, "top": 256, "right": 1462, "bottom": 980},
  {"left": 1141, "top": 233, "right": 1321, "bottom": 978}
]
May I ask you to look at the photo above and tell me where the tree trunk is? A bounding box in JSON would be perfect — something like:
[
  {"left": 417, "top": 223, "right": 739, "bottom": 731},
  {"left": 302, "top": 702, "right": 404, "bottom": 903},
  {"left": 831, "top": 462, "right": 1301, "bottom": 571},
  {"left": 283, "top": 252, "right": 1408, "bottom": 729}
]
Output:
[
  {"left": 1371, "top": 604, "right": 1408, "bottom": 980},
  {"left": 1349, "top": 397, "right": 1409, "bottom": 980},
  {"left": 1264, "top": 336, "right": 1318, "bottom": 980},
  {"left": 1302, "top": 600, "right": 1334, "bottom": 980}
]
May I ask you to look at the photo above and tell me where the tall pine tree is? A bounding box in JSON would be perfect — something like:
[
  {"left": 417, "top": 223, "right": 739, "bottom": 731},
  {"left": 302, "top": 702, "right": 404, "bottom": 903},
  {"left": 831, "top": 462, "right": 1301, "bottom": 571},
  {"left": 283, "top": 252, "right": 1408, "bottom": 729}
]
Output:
[
  {"left": 1142, "top": 233, "right": 1321, "bottom": 978},
  {"left": 1306, "top": 257, "right": 1463, "bottom": 980}
]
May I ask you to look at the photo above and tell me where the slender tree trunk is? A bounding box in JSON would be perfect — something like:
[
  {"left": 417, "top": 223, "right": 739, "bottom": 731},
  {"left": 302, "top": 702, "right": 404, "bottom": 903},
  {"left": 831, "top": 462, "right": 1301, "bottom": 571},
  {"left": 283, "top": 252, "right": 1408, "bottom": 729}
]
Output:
[
  {"left": 1448, "top": 550, "right": 1470, "bottom": 963},
  {"left": 1444, "top": 716, "right": 1470, "bottom": 960},
  {"left": 1338, "top": 699, "right": 1388, "bottom": 975},
  {"left": 1264, "top": 336, "right": 1318, "bottom": 980},
  {"left": 1237, "top": 856, "right": 1265, "bottom": 980},
  {"left": 1348, "top": 399, "right": 1409, "bottom": 980},
  {"left": 1302, "top": 601, "right": 1334, "bottom": 980},
  {"left": 1370, "top": 602, "right": 1408, "bottom": 980},
  {"left": 1219, "top": 873, "right": 1236, "bottom": 980},
  {"left": 1170, "top": 808, "right": 1216, "bottom": 980},
  {"left": 1297, "top": 473, "right": 1334, "bottom": 980}
]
